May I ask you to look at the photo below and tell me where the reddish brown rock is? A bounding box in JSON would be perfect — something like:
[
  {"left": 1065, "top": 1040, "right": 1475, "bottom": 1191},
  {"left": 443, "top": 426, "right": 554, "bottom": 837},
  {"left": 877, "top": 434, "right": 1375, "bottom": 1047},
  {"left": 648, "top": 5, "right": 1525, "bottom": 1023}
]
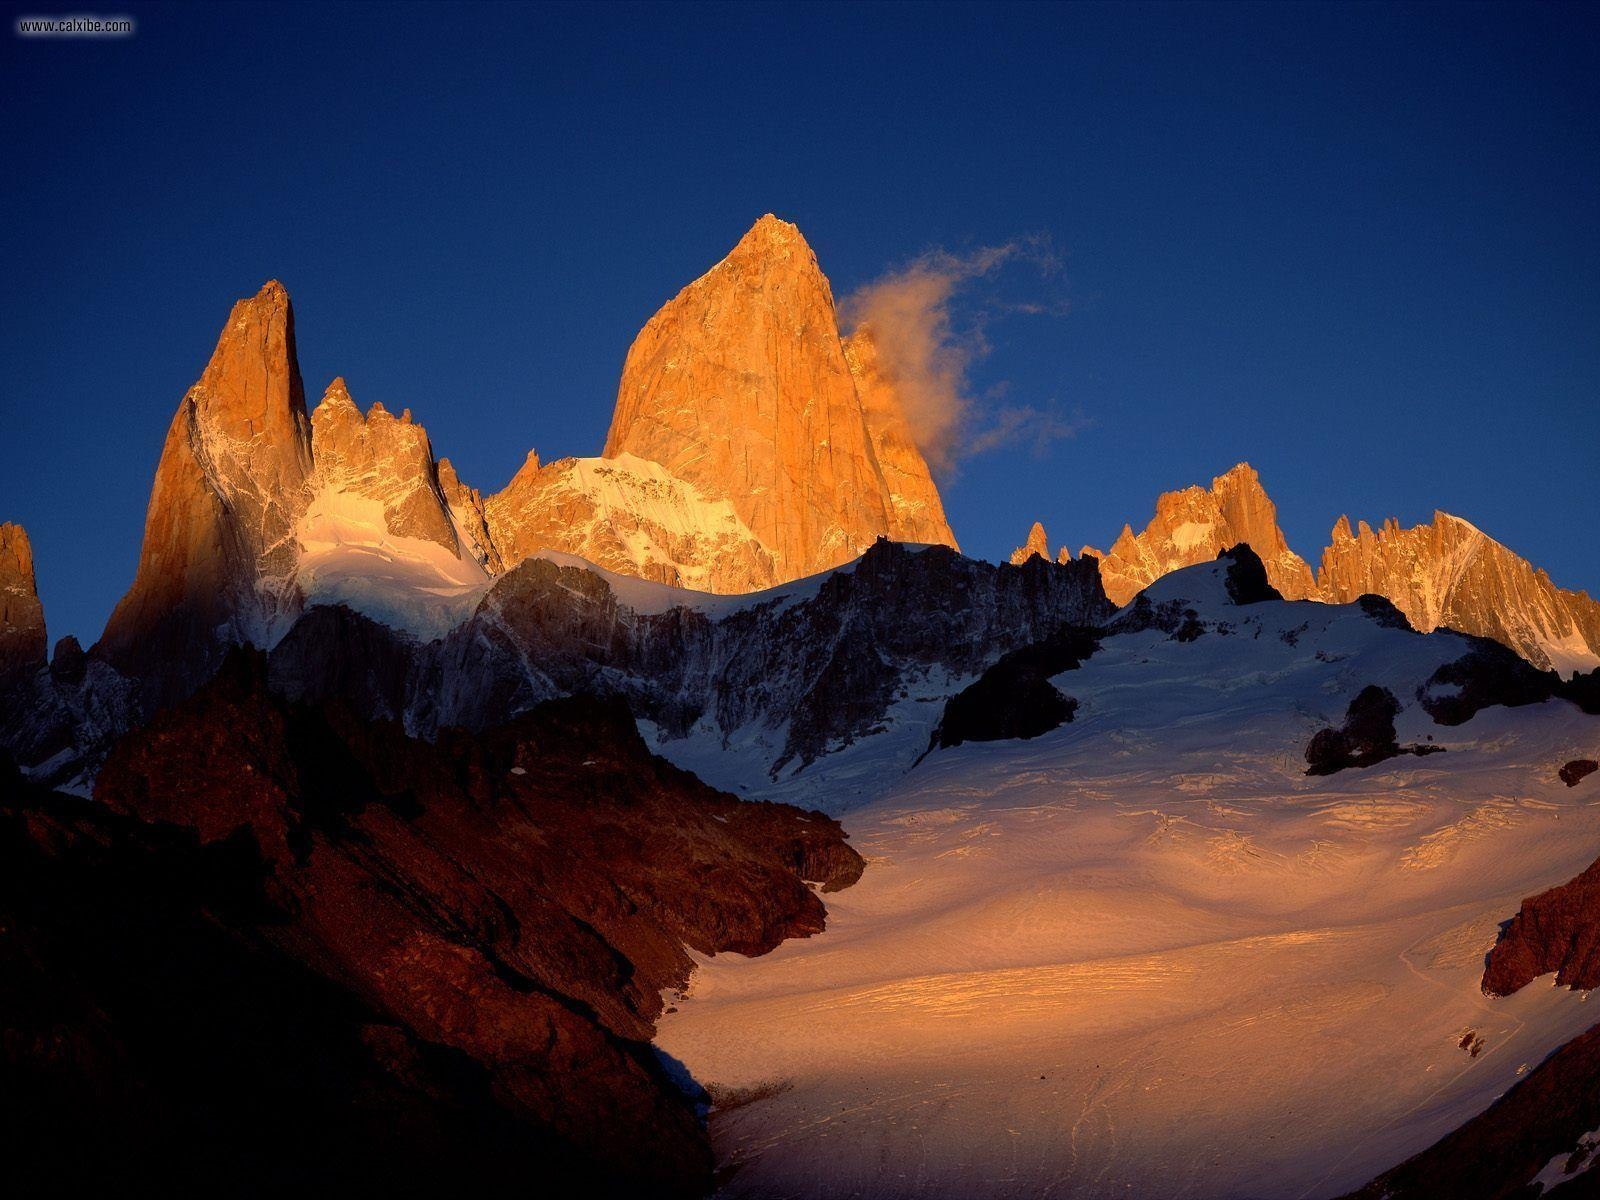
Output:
[
  {"left": 1010, "top": 521, "right": 1051, "bottom": 565},
  {"left": 30, "top": 650, "right": 864, "bottom": 1194},
  {"left": 306, "top": 377, "right": 460, "bottom": 554},
  {"left": 0, "top": 523, "right": 46, "bottom": 680},
  {"left": 842, "top": 326, "right": 959, "bottom": 549},
  {"left": 437, "top": 456, "right": 502, "bottom": 572},
  {"left": 1342, "top": 1019, "right": 1600, "bottom": 1200},
  {"left": 1484, "top": 855, "right": 1600, "bottom": 997},
  {"left": 484, "top": 451, "right": 777, "bottom": 593}
]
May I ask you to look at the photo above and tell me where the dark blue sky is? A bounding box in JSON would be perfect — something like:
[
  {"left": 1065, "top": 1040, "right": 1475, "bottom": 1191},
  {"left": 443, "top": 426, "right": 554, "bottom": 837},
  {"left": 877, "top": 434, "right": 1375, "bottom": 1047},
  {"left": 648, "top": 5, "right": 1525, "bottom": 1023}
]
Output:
[{"left": 3, "top": 1, "right": 1596, "bottom": 645}]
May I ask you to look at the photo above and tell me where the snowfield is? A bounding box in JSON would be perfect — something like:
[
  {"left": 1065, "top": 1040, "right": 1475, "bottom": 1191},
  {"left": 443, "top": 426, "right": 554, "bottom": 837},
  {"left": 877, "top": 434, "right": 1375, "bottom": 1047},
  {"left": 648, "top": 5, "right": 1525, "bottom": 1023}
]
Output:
[{"left": 655, "top": 567, "right": 1600, "bottom": 1199}]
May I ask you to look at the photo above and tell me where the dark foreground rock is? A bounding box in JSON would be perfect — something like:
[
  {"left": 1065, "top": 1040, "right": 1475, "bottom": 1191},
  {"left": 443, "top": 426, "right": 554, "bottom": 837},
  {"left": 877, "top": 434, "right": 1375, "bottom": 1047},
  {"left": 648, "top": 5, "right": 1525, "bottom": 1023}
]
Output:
[
  {"left": 1305, "top": 685, "right": 1444, "bottom": 775},
  {"left": 1342, "top": 1019, "right": 1600, "bottom": 1200},
  {"left": 1219, "top": 542, "right": 1283, "bottom": 605},
  {"left": 1, "top": 652, "right": 862, "bottom": 1196}
]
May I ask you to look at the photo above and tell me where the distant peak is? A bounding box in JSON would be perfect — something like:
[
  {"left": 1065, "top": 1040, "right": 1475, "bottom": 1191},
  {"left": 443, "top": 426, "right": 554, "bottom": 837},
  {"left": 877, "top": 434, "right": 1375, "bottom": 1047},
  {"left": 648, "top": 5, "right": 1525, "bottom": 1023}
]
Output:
[{"left": 1010, "top": 521, "right": 1051, "bottom": 565}]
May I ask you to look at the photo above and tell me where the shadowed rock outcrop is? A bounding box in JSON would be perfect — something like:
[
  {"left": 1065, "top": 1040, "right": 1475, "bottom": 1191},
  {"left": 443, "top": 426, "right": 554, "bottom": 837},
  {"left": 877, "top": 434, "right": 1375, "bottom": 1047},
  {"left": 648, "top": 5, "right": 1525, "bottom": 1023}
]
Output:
[
  {"left": 1219, "top": 542, "right": 1282, "bottom": 605},
  {"left": 1342, "top": 1019, "right": 1600, "bottom": 1200},
  {"left": 1305, "top": 685, "right": 1442, "bottom": 775},
  {"left": 1348, "top": 855, "right": 1600, "bottom": 1198},
  {"left": 1561, "top": 759, "right": 1598, "bottom": 788},
  {"left": 927, "top": 628, "right": 1099, "bottom": 752}
]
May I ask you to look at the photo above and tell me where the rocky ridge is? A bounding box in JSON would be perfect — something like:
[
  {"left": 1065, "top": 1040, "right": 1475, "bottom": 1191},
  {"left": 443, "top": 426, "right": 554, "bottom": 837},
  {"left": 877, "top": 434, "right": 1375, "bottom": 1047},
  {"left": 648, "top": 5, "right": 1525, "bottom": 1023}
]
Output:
[
  {"left": 1022, "top": 463, "right": 1600, "bottom": 675},
  {"left": 1318, "top": 510, "right": 1600, "bottom": 676}
]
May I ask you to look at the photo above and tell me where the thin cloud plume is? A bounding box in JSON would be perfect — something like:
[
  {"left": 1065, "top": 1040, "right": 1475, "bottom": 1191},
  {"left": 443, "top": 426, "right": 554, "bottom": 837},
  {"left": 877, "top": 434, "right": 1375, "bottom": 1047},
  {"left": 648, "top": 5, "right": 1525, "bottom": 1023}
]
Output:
[{"left": 840, "top": 235, "right": 1074, "bottom": 474}]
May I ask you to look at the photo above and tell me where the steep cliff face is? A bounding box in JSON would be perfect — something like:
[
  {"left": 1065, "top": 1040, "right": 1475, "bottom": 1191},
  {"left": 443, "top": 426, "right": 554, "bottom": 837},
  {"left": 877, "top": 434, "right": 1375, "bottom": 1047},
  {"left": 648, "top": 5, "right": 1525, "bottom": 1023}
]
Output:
[
  {"left": 1091, "top": 463, "right": 1316, "bottom": 606},
  {"left": 0, "top": 523, "right": 46, "bottom": 680},
  {"left": 436, "top": 456, "right": 502, "bottom": 573},
  {"left": 600, "top": 215, "right": 951, "bottom": 584},
  {"left": 484, "top": 452, "right": 777, "bottom": 594},
  {"left": 306, "top": 379, "right": 459, "bottom": 552},
  {"left": 1317, "top": 511, "right": 1600, "bottom": 677},
  {"left": 841, "top": 327, "right": 958, "bottom": 549},
  {"left": 97, "top": 281, "right": 312, "bottom": 704}
]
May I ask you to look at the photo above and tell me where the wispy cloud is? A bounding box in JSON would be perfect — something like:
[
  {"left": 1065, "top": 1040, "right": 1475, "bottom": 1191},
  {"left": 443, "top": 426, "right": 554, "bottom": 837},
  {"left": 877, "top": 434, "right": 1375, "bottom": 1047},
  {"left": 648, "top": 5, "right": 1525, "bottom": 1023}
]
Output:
[{"left": 840, "top": 235, "right": 1076, "bottom": 473}]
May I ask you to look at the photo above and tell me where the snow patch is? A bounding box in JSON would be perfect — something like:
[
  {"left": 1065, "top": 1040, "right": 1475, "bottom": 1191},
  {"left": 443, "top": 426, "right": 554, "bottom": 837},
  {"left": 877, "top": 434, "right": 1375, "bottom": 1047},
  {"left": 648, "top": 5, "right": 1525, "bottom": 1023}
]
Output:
[{"left": 294, "top": 487, "right": 490, "bottom": 640}]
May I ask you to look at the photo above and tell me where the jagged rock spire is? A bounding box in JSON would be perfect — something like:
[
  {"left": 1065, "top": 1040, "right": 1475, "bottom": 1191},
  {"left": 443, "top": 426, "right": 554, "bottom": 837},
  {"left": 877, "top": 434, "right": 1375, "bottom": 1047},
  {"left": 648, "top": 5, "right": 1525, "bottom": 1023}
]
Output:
[
  {"left": 1010, "top": 521, "right": 1051, "bottom": 565},
  {"left": 98, "top": 281, "right": 312, "bottom": 704}
]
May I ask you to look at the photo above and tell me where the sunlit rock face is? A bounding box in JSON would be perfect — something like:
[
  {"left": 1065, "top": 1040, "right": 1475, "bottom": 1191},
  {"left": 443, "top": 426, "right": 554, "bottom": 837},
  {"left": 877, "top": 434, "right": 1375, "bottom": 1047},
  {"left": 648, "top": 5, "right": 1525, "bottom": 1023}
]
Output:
[
  {"left": 602, "top": 215, "right": 953, "bottom": 584},
  {"left": 1317, "top": 511, "right": 1600, "bottom": 676},
  {"left": 296, "top": 379, "right": 490, "bottom": 639},
  {"left": 1092, "top": 462, "right": 1317, "bottom": 606},
  {"left": 0, "top": 523, "right": 46, "bottom": 681},
  {"left": 307, "top": 379, "right": 459, "bottom": 554},
  {"left": 97, "top": 281, "right": 313, "bottom": 706},
  {"left": 484, "top": 451, "right": 777, "bottom": 594}
]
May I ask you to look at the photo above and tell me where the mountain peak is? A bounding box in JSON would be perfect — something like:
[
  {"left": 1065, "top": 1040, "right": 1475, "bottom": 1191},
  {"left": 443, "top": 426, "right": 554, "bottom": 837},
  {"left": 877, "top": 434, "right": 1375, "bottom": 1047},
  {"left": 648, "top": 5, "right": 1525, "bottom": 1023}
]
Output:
[
  {"left": 602, "top": 217, "right": 924, "bottom": 582},
  {"left": 1213, "top": 461, "right": 1260, "bottom": 487},
  {"left": 1010, "top": 521, "right": 1051, "bottom": 565},
  {"left": 318, "top": 376, "right": 358, "bottom": 413},
  {"left": 729, "top": 213, "right": 805, "bottom": 256},
  {"left": 99, "top": 280, "right": 313, "bottom": 701}
]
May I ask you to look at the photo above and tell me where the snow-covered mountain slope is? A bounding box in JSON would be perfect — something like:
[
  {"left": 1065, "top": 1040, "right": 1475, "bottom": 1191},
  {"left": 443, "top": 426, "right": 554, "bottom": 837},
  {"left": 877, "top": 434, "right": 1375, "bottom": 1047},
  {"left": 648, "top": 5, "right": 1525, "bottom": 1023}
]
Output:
[{"left": 654, "top": 556, "right": 1600, "bottom": 1200}]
